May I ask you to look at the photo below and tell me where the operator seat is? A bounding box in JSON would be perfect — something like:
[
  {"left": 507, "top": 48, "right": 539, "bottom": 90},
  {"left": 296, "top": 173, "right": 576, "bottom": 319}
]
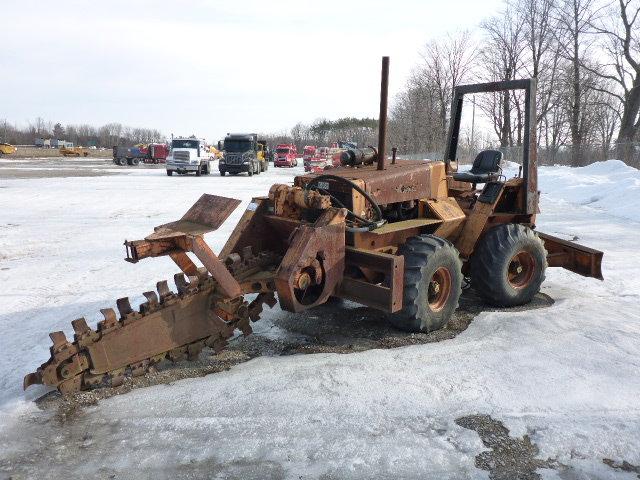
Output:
[{"left": 452, "top": 149, "right": 503, "bottom": 184}]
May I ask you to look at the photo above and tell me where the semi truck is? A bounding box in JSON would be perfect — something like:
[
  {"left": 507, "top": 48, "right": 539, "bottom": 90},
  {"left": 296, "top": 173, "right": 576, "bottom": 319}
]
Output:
[
  {"left": 274, "top": 143, "right": 298, "bottom": 167},
  {"left": 166, "top": 138, "right": 213, "bottom": 176},
  {"left": 219, "top": 133, "right": 268, "bottom": 176}
]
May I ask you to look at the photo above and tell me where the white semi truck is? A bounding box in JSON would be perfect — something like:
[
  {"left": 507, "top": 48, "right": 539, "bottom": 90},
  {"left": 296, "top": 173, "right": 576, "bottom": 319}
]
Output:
[{"left": 166, "top": 138, "right": 214, "bottom": 176}]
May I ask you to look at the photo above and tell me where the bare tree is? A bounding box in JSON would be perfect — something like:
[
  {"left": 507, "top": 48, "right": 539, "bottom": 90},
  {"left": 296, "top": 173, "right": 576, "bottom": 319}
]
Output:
[
  {"left": 555, "top": 0, "right": 598, "bottom": 164},
  {"left": 416, "top": 31, "right": 478, "bottom": 145},
  {"left": 479, "top": 5, "right": 526, "bottom": 146},
  {"left": 585, "top": 0, "right": 640, "bottom": 162}
]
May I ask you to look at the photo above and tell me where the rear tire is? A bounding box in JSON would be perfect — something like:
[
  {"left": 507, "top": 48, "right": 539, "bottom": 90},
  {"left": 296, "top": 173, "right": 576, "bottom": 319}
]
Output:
[
  {"left": 389, "top": 235, "right": 463, "bottom": 333},
  {"left": 166, "top": 170, "right": 173, "bottom": 176},
  {"left": 470, "top": 224, "right": 547, "bottom": 307},
  {"left": 131, "top": 158, "right": 140, "bottom": 166},
  {"left": 248, "top": 167, "right": 253, "bottom": 177},
  {"left": 117, "top": 157, "right": 127, "bottom": 166},
  {"left": 196, "top": 165, "right": 202, "bottom": 176}
]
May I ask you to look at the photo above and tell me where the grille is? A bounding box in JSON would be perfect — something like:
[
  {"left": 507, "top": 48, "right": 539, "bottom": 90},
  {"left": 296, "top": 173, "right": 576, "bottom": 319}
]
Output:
[
  {"left": 173, "top": 151, "right": 190, "bottom": 163},
  {"left": 225, "top": 153, "right": 244, "bottom": 165}
]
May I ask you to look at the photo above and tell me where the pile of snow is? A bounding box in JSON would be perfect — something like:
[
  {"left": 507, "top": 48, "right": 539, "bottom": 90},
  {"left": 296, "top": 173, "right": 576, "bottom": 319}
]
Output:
[{"left": 539, "top": 160, "right": 640, "bottom": 223}]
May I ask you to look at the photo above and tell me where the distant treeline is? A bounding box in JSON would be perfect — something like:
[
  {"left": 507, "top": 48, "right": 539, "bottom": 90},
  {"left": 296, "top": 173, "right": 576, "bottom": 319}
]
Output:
[
  {"left": 0, "top": 118, "right": 164, "bottom": 148},
  {"left": 260, "top": 117, "right": 378, "bottom": 150}
]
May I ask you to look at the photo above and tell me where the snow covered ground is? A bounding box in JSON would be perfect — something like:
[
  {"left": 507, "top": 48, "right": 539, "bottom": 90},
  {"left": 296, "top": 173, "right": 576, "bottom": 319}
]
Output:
[{"left": 0, "top": 159, "right": 639, "bottom": 479}]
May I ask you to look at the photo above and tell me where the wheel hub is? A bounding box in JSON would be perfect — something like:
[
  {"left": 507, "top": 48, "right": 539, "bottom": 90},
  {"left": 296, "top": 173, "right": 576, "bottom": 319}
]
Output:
[
  {"left": 428, "top": 267, "right": 452, "bottom": 312},
  {"left": 507, "top": 251, "right": 536, "bottom": 289}
]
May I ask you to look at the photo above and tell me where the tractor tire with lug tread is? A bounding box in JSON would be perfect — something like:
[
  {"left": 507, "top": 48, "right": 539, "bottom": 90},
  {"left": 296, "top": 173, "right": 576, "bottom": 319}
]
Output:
[
  {"left": 470, "top": 224, "right": 547, "bottom": 307},
  {"left": 390, "top": 235, "right": 463, "bottom": 333}
]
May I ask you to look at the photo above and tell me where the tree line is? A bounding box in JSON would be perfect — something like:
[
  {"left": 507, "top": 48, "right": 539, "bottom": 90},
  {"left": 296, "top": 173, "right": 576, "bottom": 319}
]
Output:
[
  {"left": 259, "top": 117, "right": 378, "bottom": 151},
  {"left": 0, "top": 117, "right": 164, "bottom": 148}
]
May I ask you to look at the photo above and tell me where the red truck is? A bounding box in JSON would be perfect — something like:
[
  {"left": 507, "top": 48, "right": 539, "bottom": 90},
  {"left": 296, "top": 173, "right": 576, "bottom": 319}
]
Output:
[
  {"left": 302, "top": 145, "right": 317, "bottom": 171},
  {"left": 274, "top": 143, "right": 298, "bottom": 167},
  {"left": 307, "top": 146, "right": 343, "bottom": 173}
]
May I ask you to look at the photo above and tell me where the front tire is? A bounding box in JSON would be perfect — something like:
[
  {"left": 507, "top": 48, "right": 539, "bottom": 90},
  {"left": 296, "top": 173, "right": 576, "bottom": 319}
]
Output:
[
  {"left": 166, "top": 170, "right": 173, "bottom": 176},
  {"left": 389, "top": 235, "right": 463, "bottom": 333},
  {"left": 196, "top": 165, "right": 202, "bottom": 176},
  {"left": 220, "top": 170, "right": 226, "bottom": 176},
  {"left": 131, "top": 158, "right": 140, "bottom": 166},
  {"left": 117, "top": 157, "right": 127, "bottom": 166},
  {"left": 470, "top": 224, "right": 547, "bottom": 307}
]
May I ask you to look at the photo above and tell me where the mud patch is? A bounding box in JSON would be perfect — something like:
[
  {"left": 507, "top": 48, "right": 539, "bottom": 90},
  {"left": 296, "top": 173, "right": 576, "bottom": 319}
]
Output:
[
  {"left": 456, "top": 414, "right": 557, "bottom": 479},
  {"left": 603, "top": 458, "right": 640, "bottom": 478}
]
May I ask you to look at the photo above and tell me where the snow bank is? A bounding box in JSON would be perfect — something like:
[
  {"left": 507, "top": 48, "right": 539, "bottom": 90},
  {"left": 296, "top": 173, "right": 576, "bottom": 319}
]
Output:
[{"left": 540, "top": 160, "right": 640, "bottom": 223}]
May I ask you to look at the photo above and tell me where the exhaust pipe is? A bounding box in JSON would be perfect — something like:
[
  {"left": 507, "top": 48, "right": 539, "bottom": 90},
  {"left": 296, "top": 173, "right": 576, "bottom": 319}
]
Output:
[{"left": 377, "top": 56, "right": 389, "bottom": 171}]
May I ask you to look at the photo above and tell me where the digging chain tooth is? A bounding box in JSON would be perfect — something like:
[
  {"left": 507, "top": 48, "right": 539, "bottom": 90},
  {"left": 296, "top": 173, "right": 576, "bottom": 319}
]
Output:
[
  {"left": 140, "top": 291, "right": 160, "bottom": 314},
  {"left": 49, "top": 331, "right": 69, "bottom": 352},
  {"left": 156, "top": 280, "right": 174, "bottom": 302},
  {"left": 23, "top": 372, "right": 42, "bottom": 390},
  {"left": 98, "top": 308, "right": 120, "bottom": 333},
  {"left": 71, "top": 317, "right": 99, "bottom": 347},
  {"left": 174, "top": 273, "right": 191, "bottom": 295},
  {"left": 117, "top": 297, "right": 141, "bottom": 324},
  {"left": 116, "top": 297, "right": 134, "bottom": 317},
  {"left": 247, "top": 292, "right": 277, "bottom": 322}
]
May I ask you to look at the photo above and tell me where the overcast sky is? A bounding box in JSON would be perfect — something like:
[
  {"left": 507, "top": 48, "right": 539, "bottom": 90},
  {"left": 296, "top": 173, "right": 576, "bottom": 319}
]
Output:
[{"left": 1, "top": 0, "right": 504, "bottom": 142}]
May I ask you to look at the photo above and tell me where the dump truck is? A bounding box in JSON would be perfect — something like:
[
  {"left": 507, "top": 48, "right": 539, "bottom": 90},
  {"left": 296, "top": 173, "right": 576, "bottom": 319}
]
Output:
[
  {"left": 24, "top": 57, "right": 604, "bottom": 395},
  {"left": 113, "top": 144, "right": 169, "bottom": 166},
  {"left": 219, "top": 133, "right": 268, "bottom": 176}
]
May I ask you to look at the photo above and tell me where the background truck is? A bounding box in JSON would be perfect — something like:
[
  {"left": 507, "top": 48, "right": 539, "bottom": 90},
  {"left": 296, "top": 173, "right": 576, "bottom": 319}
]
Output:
[
  {"left": 112, "top": 144, "right": 169, "bottom": 166},
  {"left": 219, "top": 133, "right": 268, "bottom": 176},
  {"left": 274, "top": 143, "right": 298, "bottom": 167},
  {"left": 60, "top": 146, "right": 89, "bottom": 157},
  {"left": 166, "top": 138, "right": 213, "bottom": 176},
  {"left": 303, "top": 145, "right": 317, "bottom": 171}
]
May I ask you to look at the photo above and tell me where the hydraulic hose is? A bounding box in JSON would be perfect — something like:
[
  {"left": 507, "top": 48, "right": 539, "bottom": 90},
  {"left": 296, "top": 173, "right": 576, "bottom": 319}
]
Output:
[{"left": 304, "top": 174, "right": 386, "bottom": 232}]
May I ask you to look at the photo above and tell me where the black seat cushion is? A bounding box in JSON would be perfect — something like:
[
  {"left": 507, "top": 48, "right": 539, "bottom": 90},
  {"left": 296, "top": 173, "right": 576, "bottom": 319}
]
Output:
[
  {"left": 452, "top": 149, "right": 503, "bottom": 184},
  {"left": 452, "top": 172, "right": 493, "bottom": 183}
]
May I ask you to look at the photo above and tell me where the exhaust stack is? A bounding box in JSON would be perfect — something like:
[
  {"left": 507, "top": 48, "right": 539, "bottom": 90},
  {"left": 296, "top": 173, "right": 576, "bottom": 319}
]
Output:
[{"left": 377, "top": 56, "right": 389, "bottom": 171}]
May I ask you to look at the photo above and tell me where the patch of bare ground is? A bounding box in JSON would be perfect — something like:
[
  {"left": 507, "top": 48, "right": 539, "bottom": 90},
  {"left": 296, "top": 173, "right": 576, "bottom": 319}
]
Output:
[
  {"left": 603, "top": 458, "right": 640, "bottom": 478},
  {"left": 455, "top": 414, "right": 557, "bottom": 480}
]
